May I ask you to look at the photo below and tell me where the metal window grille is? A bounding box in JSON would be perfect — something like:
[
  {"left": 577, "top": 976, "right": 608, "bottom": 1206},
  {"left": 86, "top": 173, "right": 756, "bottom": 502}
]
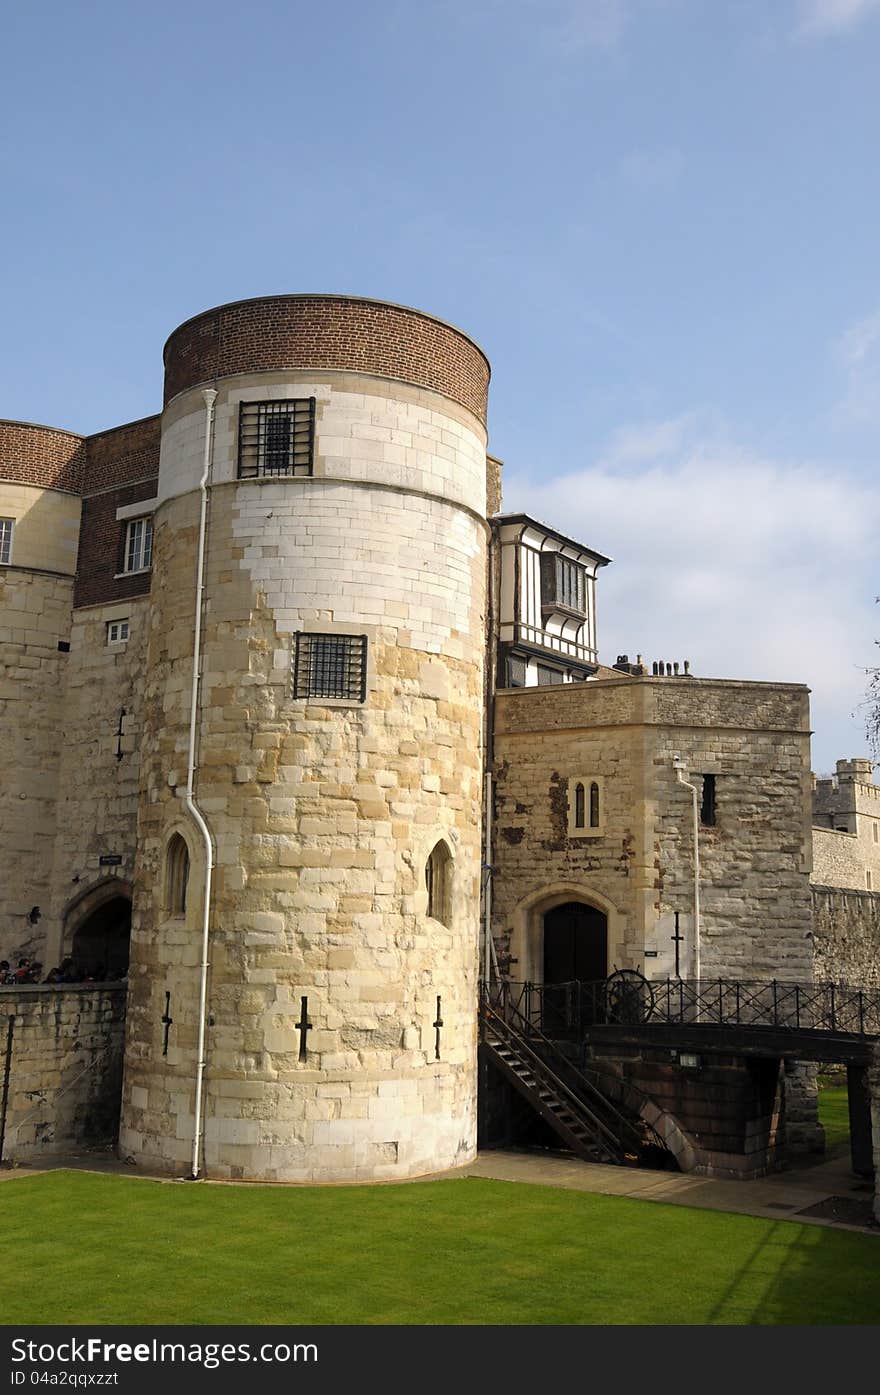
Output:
[
  {"left": 0, "top": 518, "right": 13, "bottom": 565},
  {"left": 125, "top": 517, "right": 153, "bottom": 572},
  {"left": 536, "top": 664, "right": 561, "bottom": 686},
  {"left": 506, "top": 655, "right": 527, "bottom": 688},
  {"left": 238, "top": 399, "right": 316, "bottom": 478},
  {"left": 291, "top": 633, "right": 367, "bottom": 702}
]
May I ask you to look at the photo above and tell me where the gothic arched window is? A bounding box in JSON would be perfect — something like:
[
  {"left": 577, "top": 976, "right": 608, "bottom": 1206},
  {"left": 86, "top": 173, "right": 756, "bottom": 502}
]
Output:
[
  {"left": 166, "top": 834, "right": 190, "bottom": 916},
  {"left": 574, "top": 782, "right": 586, "bottom": 830},
  {"left": 425, "top": 841, "right": 452, "bottom": 926},
  {"left": 589, "top": 782, "right": 600, "bottom": 829}
]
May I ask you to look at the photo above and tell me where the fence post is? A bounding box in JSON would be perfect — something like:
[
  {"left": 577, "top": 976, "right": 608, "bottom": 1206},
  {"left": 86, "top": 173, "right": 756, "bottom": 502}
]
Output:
[
  {"left": 858, "top": 991, "right": 864, "bottom": 1036},
  {"left": 772, "top": 980, "right": 778, "bottom": 1027},
  {"left": 795, "top": 984, "right": 800, "bottom": 1030},
  {"left": 0, "top": 1015, "right": 14, "bottom": 1166},
  {"left": 829, "top": 983, "right": 836, "bottom": 1032}
]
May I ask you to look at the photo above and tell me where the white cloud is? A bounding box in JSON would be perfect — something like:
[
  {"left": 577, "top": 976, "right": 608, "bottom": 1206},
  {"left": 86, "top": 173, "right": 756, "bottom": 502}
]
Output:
[
  {"left": 796, "top": 0, "right": 880, "bottom": 37},
  {"left": 503, "top": 415, "right": 880, "bottom": 769},
  {"left": 619, "top": 147, "right": 685, "bottom": 192}
]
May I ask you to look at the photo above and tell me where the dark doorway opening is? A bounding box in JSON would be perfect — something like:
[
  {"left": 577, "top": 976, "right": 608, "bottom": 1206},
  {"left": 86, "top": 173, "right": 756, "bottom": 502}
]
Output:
[
  {"left": 71, "top": 896, "right": 131, "bottom": 979},
  {"left": 544, "top": 901, "right": 607, "bottom": 983},
  {"left": 542, "top": 901, "right": 608, "bottom": 1032}
]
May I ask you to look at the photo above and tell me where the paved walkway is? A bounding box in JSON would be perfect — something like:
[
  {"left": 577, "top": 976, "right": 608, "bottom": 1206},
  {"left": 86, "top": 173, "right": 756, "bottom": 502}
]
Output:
[
  {"left": 3, "top": 1144, "right": 877, "bottom": 1234},
  {"left": 463, "top": 1147, "right": 878, "bottom": 1234}
]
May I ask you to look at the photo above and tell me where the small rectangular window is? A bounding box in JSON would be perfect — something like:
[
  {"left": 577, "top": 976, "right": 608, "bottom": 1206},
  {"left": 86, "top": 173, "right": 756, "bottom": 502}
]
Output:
[
  {"left": 0, "top": 518, "right": 13, "bottom": 565},
  {"left": 700, "top": 774, "right": 716, "bottom": 826},
  {"left": 124, "top": 517, "right": 153, "bottom": 573},
  {"left": 107, "top": 620, "right": 130, "bottom": 645},
  {"left": 536, "top": 664, "right": 562, "bottom": 686},
  {"left": 873, "top": 824, "right": 878, "bottom": 844},
  {"left": 238, "top": 399, "right": 316, "bottom": 478},
  {"left": 291, "top": 633, "right": 367, "bottom": 702}
]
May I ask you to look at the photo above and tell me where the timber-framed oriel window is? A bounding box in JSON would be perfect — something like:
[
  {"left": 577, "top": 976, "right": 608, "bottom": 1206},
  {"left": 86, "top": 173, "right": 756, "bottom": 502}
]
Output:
[
  {"left": 540, "top": 553, "right": 587, "bottom": 617},
  {"left": 291, "top": 633, "right": 368, "bottom": 702},
  {"left": 238, "top": 398, "right": 316, "bottom": 478}
]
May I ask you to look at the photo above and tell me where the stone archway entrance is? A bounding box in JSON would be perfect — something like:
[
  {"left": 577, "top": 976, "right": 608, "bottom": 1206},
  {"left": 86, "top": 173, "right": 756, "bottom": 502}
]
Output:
[{"left": 69, "top": 893, "right": 131, "bottom": 978}]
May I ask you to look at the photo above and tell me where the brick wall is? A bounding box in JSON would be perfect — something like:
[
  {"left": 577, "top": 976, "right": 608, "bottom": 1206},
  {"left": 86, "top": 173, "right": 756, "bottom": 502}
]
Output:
[
  {"left": 0, "top": 984, "right": 126, "bottom": 1161},
  {"left": 74, "top": 479, "right": 158, "bottom": 609},
  {"left": 163, "top": 296, "right": 491, "bottom": 424},
  {"left": 0, "top": 421, "right": 86, "bottom": 492}
]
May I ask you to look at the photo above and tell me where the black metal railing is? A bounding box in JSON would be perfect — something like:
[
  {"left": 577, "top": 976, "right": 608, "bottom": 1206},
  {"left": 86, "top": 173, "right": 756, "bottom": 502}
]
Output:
[{"left": 482, "top": 977, "right": 880, "bottom": 1039}]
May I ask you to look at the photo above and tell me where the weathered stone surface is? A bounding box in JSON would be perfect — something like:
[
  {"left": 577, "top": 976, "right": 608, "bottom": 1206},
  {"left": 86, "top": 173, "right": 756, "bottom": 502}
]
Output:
[{"left": 0, "top": 984, "right": 125, "bottom": 1160}]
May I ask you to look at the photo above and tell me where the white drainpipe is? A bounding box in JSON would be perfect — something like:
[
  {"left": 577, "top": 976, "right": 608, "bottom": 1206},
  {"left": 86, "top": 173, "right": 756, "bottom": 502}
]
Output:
[
  {"left": 673, "top": 758, "right": 701, "bottom": 983},
  {"left": 188, "top": 387, "right": 218, "bottom": 1179}
]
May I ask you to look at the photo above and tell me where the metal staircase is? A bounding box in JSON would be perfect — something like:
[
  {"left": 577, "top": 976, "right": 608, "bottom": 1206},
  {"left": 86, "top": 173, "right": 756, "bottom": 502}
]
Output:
[{"left": 480, "top": 996, "right": 670, "bottom": 1167}]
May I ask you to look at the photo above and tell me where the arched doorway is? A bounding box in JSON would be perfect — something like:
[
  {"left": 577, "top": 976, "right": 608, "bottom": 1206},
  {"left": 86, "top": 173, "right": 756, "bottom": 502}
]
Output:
[
  {"left": 542, "top": 901, "right": 608, "bottom": 1033},
  {"left": 70, "top": 895, "right": 131, "bottom": 978}
]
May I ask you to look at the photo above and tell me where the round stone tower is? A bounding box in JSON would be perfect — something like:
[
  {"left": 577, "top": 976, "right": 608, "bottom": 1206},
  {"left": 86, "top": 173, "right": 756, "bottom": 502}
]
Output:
[
  {"left": 0, "top": 421, "right": 85, "bottom": 967},
  {"left": 119, "top": 295, "right": 490, "bottom": 1181}
]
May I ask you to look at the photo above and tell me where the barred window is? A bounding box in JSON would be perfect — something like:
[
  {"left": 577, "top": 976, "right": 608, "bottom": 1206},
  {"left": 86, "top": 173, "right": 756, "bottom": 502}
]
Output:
[
  {"left": 238, "top": 399, "right": 316, "bottom": 478},
  {"left": 124, "top": 517, "right": 153, "bottom": 573},
  {"left": 291, "top": 633, "right": 367, "bottom": 702},
  {"left": 0, "top": 518, "right": 13, "bottom": 565},
  {"left": 540, "top": 553, "right": 587, "bottom": 616}
]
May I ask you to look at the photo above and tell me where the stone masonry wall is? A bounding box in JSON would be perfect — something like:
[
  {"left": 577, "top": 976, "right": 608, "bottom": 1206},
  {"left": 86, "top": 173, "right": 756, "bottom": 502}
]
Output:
[
  {"left": 491, "top": 675, "right": 813, "bottom": 984},
  {"left": 43, "top": 597, "right": 150, "bottom": 969},
  {"left": 0, "top": 984, "right": 126, "bottom": 1161},
  {"left": 812, "top": 886, "right": 880, "bottom": 987},
  {"left": 120, "top": 368, "right": 487, "bottom": 1182},
  {"left": 0, "top": 568, "right": 74, "bottom": 965}
]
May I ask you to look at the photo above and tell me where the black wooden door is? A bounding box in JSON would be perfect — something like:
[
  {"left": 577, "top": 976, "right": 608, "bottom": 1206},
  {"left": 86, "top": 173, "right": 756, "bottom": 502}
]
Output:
[
  {"left": 542, "top": 902, "right": 608, "bottom": 1033},
  {"left": 543, "top": 902, "right": 607, "bottom": 983}
]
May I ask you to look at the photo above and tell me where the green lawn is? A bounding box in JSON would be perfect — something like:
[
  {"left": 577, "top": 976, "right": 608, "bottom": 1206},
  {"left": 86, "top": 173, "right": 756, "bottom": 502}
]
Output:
[
  {"left": 818, "top": 1083, "right": 850, "bottom": 1152},
  {"left": 4, "top": 1170, "right": 879, "bottom": 1325}
]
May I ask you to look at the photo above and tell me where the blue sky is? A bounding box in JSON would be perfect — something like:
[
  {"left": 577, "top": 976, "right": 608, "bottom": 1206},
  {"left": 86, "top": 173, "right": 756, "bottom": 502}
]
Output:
[{"left": 2, "top": 0, "right": 878, "bottom": 770}]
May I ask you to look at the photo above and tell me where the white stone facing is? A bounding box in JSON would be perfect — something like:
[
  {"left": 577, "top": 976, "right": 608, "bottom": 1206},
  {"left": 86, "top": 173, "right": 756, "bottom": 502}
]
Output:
[{"left": 158, "top": 372, "right": 487, "bottom": 516}]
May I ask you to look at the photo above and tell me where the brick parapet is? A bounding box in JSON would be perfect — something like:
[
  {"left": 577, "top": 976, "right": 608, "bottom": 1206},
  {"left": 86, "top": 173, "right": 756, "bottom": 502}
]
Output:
[
  {"left": 0, "top": 420, "right": 86, "bottom": 492},
  {"left": 82, "top": 415, "right": 161, "bottom": 495},
  {"left": 162, "top": 295, "right": 490, "bottom": 424}
]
